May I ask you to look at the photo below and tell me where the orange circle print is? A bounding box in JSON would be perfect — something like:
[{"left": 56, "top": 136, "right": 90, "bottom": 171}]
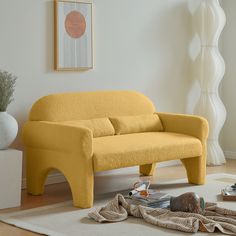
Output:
[{"left": 65, "top": 11, "right": 86, "bottom": 38}]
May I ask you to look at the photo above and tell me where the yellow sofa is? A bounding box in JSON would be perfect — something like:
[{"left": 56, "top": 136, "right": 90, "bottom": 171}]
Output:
[{"left": 22, "top": 91, "right": 209, "bottom": 208}]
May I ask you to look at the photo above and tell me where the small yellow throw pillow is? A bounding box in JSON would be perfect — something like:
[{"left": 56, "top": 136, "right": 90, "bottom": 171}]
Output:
[
  {"left": 64, "top": 118, "right": 115, "bottom": 138},
  {"left": 109, "top": 114, "right": 163, "bottom": 135}
]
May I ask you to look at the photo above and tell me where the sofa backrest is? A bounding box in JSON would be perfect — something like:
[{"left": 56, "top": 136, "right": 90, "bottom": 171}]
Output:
[{"left": 29, "top": 90, "right": 156, "bottom": 121}]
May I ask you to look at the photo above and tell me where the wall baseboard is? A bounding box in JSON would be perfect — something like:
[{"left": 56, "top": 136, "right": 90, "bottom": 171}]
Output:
[
  {"left": 21, "top": 160, "right": 181, "bottom": 189},
  {"left": 22, "top": 173, "right": 67, "bottom": 190},
  {"left": 224, "top": 150, "right": 236, "bottom": 160}
]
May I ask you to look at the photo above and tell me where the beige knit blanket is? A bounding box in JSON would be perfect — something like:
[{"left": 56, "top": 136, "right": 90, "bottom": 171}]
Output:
[{"left": 88, "top": 194, "right": 236, "bottom": 235}]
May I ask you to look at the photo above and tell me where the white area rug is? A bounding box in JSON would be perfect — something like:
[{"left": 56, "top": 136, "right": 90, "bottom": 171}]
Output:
[{"left": 0, "top": 173, "right": 236, "bottom": 236}]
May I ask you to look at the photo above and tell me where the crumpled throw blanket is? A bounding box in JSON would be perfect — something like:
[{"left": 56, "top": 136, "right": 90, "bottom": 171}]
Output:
[{"left": 88, "top": 194, "right": 236, "bottom": 235}]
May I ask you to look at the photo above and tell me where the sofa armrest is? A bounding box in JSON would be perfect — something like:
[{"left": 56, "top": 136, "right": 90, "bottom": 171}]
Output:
[
  {"left": 157, "top": 112, "right": 209, "bottom": 142},
  {"left": 22, "top": 121, "right": 93, "bottom": 156}
]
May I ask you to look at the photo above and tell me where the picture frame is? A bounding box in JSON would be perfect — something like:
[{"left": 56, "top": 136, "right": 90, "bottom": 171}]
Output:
[{"left": 54, "top": 0, "right": 93, "bottom": 71}]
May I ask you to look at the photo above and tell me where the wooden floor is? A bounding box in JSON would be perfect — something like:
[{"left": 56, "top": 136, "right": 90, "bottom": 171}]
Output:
[{"left": 0, "top": 160, "right": 236, "bottom": 236}]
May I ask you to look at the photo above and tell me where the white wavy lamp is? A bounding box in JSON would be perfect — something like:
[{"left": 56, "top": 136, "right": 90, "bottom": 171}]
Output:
[{"left": 193, "top": 0, "right": 226, "bottom": 165}]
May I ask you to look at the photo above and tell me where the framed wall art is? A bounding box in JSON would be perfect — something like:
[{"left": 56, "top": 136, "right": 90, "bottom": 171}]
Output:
[{"left": 54, "top": 0, "right": 93, "bottom": 71}]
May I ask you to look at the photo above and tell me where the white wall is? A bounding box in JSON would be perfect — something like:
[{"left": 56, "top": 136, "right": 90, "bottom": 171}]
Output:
[
  {"left": 0, "top": 0, "right": 191, "bottom": 149},
  {"left": 0, "top": 0, "right": 191, "bottom": 183},
  {"left": 221, "top": 0, "right": 236, "bottom": 159}
]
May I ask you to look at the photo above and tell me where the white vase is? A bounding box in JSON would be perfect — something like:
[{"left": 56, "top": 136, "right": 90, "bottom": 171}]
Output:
[{"left": 0, "top": 112, "right": 18, "bottom": 149}]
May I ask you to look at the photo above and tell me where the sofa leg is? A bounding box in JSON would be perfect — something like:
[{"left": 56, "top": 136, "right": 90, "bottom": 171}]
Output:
[
  {"left": 139, "top": 163, "right": 156, "bottom": 176},
  {"left": 27, "top": 168, "right": 48, "bottom": 195},
  {"left": 66, "top": 170, "right": 94, "bottom": 208},
  {"left": 181, "top": 156, "right": 206, "bottom": 185}
]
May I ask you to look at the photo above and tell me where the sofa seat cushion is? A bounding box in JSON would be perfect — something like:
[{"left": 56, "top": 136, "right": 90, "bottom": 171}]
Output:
[{"left": 93, "top": 132, "right": 202, "bottom": 171}]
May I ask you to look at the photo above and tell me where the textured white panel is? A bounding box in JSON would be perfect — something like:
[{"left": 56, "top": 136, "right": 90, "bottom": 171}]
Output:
[
  {"left": 192, "top": 0, "right": 226, "bottom": 165},
  {"left": 193, "top": 0, "right": 226, "bottom": 46}
]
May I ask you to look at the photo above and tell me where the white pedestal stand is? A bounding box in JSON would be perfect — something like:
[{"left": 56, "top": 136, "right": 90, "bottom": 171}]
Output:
[{"left": 0, "top": 149, "right": 22, "bottom": 209}]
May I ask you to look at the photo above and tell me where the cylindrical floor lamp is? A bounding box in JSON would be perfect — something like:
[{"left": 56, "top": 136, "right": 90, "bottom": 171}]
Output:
[{"left": 192, "top": 0, "right": 226, "bottom": 165}]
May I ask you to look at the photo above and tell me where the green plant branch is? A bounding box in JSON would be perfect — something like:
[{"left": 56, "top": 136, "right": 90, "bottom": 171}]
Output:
[{"left": 0, "top": 70, "right": 17, "bottom": 112}]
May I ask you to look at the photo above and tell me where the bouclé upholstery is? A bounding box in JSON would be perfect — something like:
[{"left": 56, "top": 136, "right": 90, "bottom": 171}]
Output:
[
  {"left": 64, "top": 118, "right": 115, "bottom": 138},
  {"left": 22, "top": 91, "right": 209, "bottom": 208},
  {"left": 109, "top": 114, "right": 163, "bottom": 135}
]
